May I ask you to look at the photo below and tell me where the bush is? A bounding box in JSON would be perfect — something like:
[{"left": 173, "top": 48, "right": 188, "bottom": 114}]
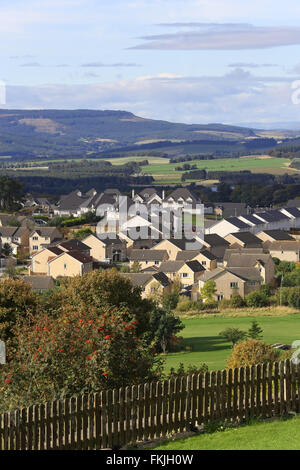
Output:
[
  {"left": 288, "top": 287, "right": 300, "bottom": 309},
  {"left": 219, "top": 327, "right": 247, "bottom": 346},
  {"left": 226, "top": 339, "right": 279, "bottom": 368},
  {"left": 176, "top": 300, "right": 198, "bottom": 312},
  {"left": 231, "top": 295, "right": 246, "bottom": 308},
  {"left": 245, "top": 291, "right": 269, "bottom": 308},
  {"left": 167, "top": 362, "right": 208, "bottom": 379}
]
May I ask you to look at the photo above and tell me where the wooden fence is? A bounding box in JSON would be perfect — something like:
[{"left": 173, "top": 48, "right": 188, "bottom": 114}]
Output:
[{"left": 0, "top": 359, "right": 300, "bottom": 450}]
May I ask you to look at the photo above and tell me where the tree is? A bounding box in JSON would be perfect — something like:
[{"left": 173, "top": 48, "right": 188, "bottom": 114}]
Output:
[
  {"left": 0, "top": 306, "right": 162, "bottom": 410},
  {"left": 73, "top": 228, "right": 93, "bottom": 240},
  {"left": 247, "top": 320, "right": 263, "bottom": 340},
  {"left": 147, "top": 307, "right": 184, "bottom": 354},
  {"left": 226, "top": 339, "right": 279, "bottom": 368},
  {"left": 3, "top": 260, "right": 17, "bottom": 279},
  {"left": 245, "top": 290, "right": 269, "bottom": 308},
  {"left": 2, "top": 243, "right": 12, "bottom": 257},
  {"left": 130, "top": 261, "right": 141, "bottom": 273},
  {"left": 0, "top": 176, "right": 23, "bottom": 211},
  {"left": 219, "top": 327, "right": 247, "bottom": 346},
  {"left": 200, "top": 280, "right": 216, "bottom": 302},
  {"left": 0, "top": 279, "right": 38, "bottom": 347}
]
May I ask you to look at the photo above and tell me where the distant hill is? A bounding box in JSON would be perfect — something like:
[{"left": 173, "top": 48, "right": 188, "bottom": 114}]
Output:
[{"left": 0, "top": 109, "right": 291, "bottom": 161}]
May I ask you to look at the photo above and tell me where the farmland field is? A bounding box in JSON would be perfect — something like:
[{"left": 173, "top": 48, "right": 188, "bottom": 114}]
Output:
[{"left": 163, "top": 312, "right": 300, "bottom": 372}]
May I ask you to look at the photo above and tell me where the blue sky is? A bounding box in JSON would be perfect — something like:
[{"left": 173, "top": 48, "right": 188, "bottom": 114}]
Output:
[{"left": 2, "top": 0, "right": 300, "bottom": 127}]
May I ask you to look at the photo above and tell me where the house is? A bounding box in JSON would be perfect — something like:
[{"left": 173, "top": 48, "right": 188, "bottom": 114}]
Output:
[
  {"left": 0, "top": 226, "right": 30, "bottom": 256},
  {"left": 224, "top": 252, "right": 275, "bottom": 284},
  {"left": 157, "top": 260, "right": 205, "bottom": 287},
  {"left": 253, "top": 211, "right": 291, "bottom": 232},
  {"left": 201, "top": 234, "right": 230, "bottom": 262},
  {"left": 22, "top": 275, "right": 55, "bottom": 291},
  {"left": 29, "top": 227, "right": 62, "bottom": 254},
  {"left": 206, "top": 217, "right": 251, "bottom": 237},
  {"left": 279, "top": 207, "right": 300, "bottom": 229},
  {"left": 56, "top": 239, "right": 91, "bottom": 257},
  {"left": 153, "top": 237, "right": 204, "bottom": 260},
  {"left": 82, "top": 233, "right": 127, "bottom": 262},
  {"left": 256, "top": 230, "right": 294, "bottom": 243},
  {"left": 238, "top": 214, "right": 266, "bottom": 234},
  {"left": 224, "top": 232, "right": 263, "bottom": 249},
  {"left": 213, "top": 202, "right": 248, "bottom": 218},
  {"left": 132, "top": 188, "right": 162, "bottom": 206},
  {"left": 129, "top": 249, "right": 169, "bottom": 270},
  {"left": 190, "top": 250, "right": 218, "bottom": 270},
  {"left": 198, "top": 267, "right": 263, "bottom": 301},
  {"left": 121, "top": 272, "right": 172, "bottom": 300},
  {"left": 162, "top": 188, "right": 200, "bottom": 212},
  {"left": 30, "top": 246, "right": 64, "bottom": 275},
  {"left": 265, "top": 240, "right": 300, "bottom": 262},
  {"left": 47, "top": 251, "right": 94, "bottom": 279}
]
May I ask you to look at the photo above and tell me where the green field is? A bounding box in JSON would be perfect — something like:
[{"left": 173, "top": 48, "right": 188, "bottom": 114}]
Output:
[
  {"left": 163, "top": 313, "right": 300, "bottom": 372},
  {"left": 154, "top": 416, "right": 300, "bottom": 450},
  {"left": 144, "top": 156, "right": 290, "bottom": 180}
]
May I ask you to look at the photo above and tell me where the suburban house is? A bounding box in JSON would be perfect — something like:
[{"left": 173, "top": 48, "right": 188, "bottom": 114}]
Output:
[
  {"left": 201, "top": 234, "right": 230, "bottom": 262},
  {"left": 238, "top": 214, "right": 266, "bottom": 234},
  {"left": 29, "top": 227, "right": 62, "bottom": 254},
  {"left": 279, "top": 207, "right": 300, "bottom": 229},
  {"left": 132, "top": 188, "right": 163, "bottom": 206},
  {"left": 265, "top": 240, "right": 300, "bottom": 262},
  {"left": 157, "top": 260, "right": 205, "bottom": 287},
  {"left": 82, "top": 233, "right": 127, "bottom": 262},
  {"left": 213, "top": 202, "right": 248, "bottom": 218},
  {"left": 121, "top": 272, "right": 172, "bottom": 299},
  {"left": 253, "top": 211, "right": 291, "bottom": 232},
  {"left": 162, "top": 188, "right": 200, "bottom": 212},
  {"left": 153, "top": 237, "right": 204, "bottom": 260},
  {"left": 224, "top": 252, "right": 275, "bottom": 284},
  {"left": 224, "top": 232, "right": 263, "bottom": 249},
  {"left": 198, "top": 267, "right": 263, "bottom": 301},
  {"left": 47, "top": 251, "right": 94, "bottom": 279},
  {"left": 256, "top": 230, "right": 294, "bottom": 243},
  {"left": 0, "top": 226, "right": 30, "bottom": 256},
  {"left": 57, "top": 239, "right": 91, "bottom": 256},
  {"left": 30, "top": 246, "right": 64, "bottom": 275},
  {"left": 129, "top": 249, "right": 169, "bottom": 270},
  {"left": 206, "top": 217, "right": 251, "bottom": 237}
]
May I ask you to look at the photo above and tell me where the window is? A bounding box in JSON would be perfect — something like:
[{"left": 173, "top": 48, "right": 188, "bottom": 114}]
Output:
[
  {"left": 202, "top": 260, "right": 206, "bottom": 266},
  {"left": 33, "top": 236, "right": 38, "bottom": 241},
  {"left": 217, "top": 294, "right": 224, "bottom": 301},
  {"left": 181, "top": 273, "right": 189, "bottom": 278},
  {"left": 64, "top": 263, "right": 67, "bottom": 270},
  {"left": 33, "top": 245, "right": 38, "bottom": 251},
  {"left": 230, "top": 282, "right": 238, "bottom": 289},
  {"left": 154, "top": 261, "right": 160, "bottom": 265}
]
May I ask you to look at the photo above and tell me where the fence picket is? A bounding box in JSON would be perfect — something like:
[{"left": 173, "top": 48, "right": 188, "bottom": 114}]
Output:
[{"left": 0, "top": 359, "right": 298, "bottom": 450}]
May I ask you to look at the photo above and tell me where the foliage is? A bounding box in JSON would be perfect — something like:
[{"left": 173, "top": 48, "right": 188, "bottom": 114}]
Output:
[
  {"left": 130, "top": 261, "right": 141, "bottom": 273},
  {"left": 287, "top": 287, "right": 300, "bottom": 309},
  {"left": 219, "top": 327, "right": 247, "bottom": 346},
  {"left": 200, "top": 280, "right": 217, "bottom": 302},
  {"left": 0, "top": 306, "right": 162, "bottom": 410},
  {"left": 73, "top": 227, "right": 93, "bottom": 240},
  {"left": 147, "top": 307, "right": 184, "bottom": 354},
  {"left": 0, "top": 279, "right": 38, "bottom": 346},
  {"left": 167, "top": 362, "right": 208, "bottom": 379},
  {"left": 226, "top": 339, "right": 279, "bottom": 368},
  {"left": 230, "top": 294, "right": 246, "bottom": 308},
  {"left": 0, "top": 176, "right": 23, "bottom": 211},
  {"left": 247, "top": 320, "right": 263, "bottom": 340},
  {"left": 245, "top": 291, "right": 269, "bottom": 308}
]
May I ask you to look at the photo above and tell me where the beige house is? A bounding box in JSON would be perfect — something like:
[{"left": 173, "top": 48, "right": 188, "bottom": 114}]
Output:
[
  {"left": 83, "top": 234, "right": 126, "bottom": 262},
  {"left": 30, "top": 246, "right": 64, "bottom": 275},
  {"left": 158, "top": 260, "right": 205, "bottom": 288},
  {"left": 266, "top": 240, "right": 300, "bottom": 262},
  {"left": 129, "top": 249, "right": 169, "bottom": 270},
  {"left": 121, "top": 272, "right": 172, "bottom": 300},
  {"left": 256, "top": 230, "right": 294, "bottom": 243},
  {"left": 153, "top": 238, "right": 203, "bottom": 260},
  {"left": 29, "top": 227, "right": 62, "bottom": 254},
  {"left": 224, "top": 252, "right": 275, "bottom": 284},
  {"left": 225, "top": 232, "right": 263, "bottom": 249},
  {"left": 191, "top": 250, "right": 217, "bottom": 271},
  {"left": 47, "top": 251, "right": 93, "bottom": 279},
  {"left": 198, "top": 267, "right": 263, "bottom": 301}
]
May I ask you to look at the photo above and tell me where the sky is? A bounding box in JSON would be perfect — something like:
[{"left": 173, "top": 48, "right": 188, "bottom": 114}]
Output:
[{"left": 2, "top": 0, "right": 300, "bottom": 127}]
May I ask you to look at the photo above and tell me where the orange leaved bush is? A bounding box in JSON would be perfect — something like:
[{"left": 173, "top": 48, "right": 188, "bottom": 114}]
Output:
[{"left": 226, "top": 339, "right": 279, "bottom": 369}]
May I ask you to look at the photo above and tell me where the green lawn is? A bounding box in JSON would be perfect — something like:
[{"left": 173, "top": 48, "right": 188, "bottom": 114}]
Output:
[
  {"left": 153, "top": 417, "right": 300, "bottom": 450},
  {"left": 144, "top": 156, "right": 290, "bottom": 177},
  {"left": 163, "top": 313, "right": 300, "bottom": 371}
]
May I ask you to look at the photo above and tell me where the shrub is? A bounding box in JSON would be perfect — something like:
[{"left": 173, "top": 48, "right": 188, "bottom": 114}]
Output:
[
  {"left": 245, "top": 291, "right": 269, "bottom": 308},
  {"left": 231, "top": 294, "right": 246, "bottom": 308},
  {"left": 167, "top": 362, "right": 208, "bottom": 379},
  {"left": 219, "top": 327, "right": 247, "bottom": 346},
  {"left": 226, "top": 339, "right": 279, "bottom": 368},
  {"left": 247, "top": 320, "right": 263, "bottom": 340},
  {"left": 288, "top": 287, "right": 300, "bottom": 309}
]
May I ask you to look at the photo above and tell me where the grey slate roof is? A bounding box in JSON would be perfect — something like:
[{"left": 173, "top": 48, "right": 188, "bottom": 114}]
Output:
[
  {"left": 228, "top": 231, "right": 263, "bottom": 245},
  {"left": 130, "top": 249, "right": 168, "bottom": 261},
  {"left": 260, "top": 230, "right": 294, "bottom": 241},
  {"left": 226, "top": 217, "right": 251, "bottom": 229}
]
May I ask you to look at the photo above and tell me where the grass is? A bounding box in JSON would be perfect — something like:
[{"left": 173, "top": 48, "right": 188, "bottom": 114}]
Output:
[
  {"left": 144, "top": 156, "right": 290, "bottom": 177},
  {"left": 153, "top": 416, "right": 300, "bottom": 450},
  {"left": 163, "top": 311, "right": 300, "bottom": 371}
]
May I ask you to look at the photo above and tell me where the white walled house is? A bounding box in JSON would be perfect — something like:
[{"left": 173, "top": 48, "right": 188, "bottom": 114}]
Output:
[{"left": 206, "top": 217, "right": 251, "bottom": 237}]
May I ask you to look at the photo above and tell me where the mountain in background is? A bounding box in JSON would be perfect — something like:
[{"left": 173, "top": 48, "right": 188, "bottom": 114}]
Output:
[{"left": 0, "top": 109, "right": 298, "bottom": 160}]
